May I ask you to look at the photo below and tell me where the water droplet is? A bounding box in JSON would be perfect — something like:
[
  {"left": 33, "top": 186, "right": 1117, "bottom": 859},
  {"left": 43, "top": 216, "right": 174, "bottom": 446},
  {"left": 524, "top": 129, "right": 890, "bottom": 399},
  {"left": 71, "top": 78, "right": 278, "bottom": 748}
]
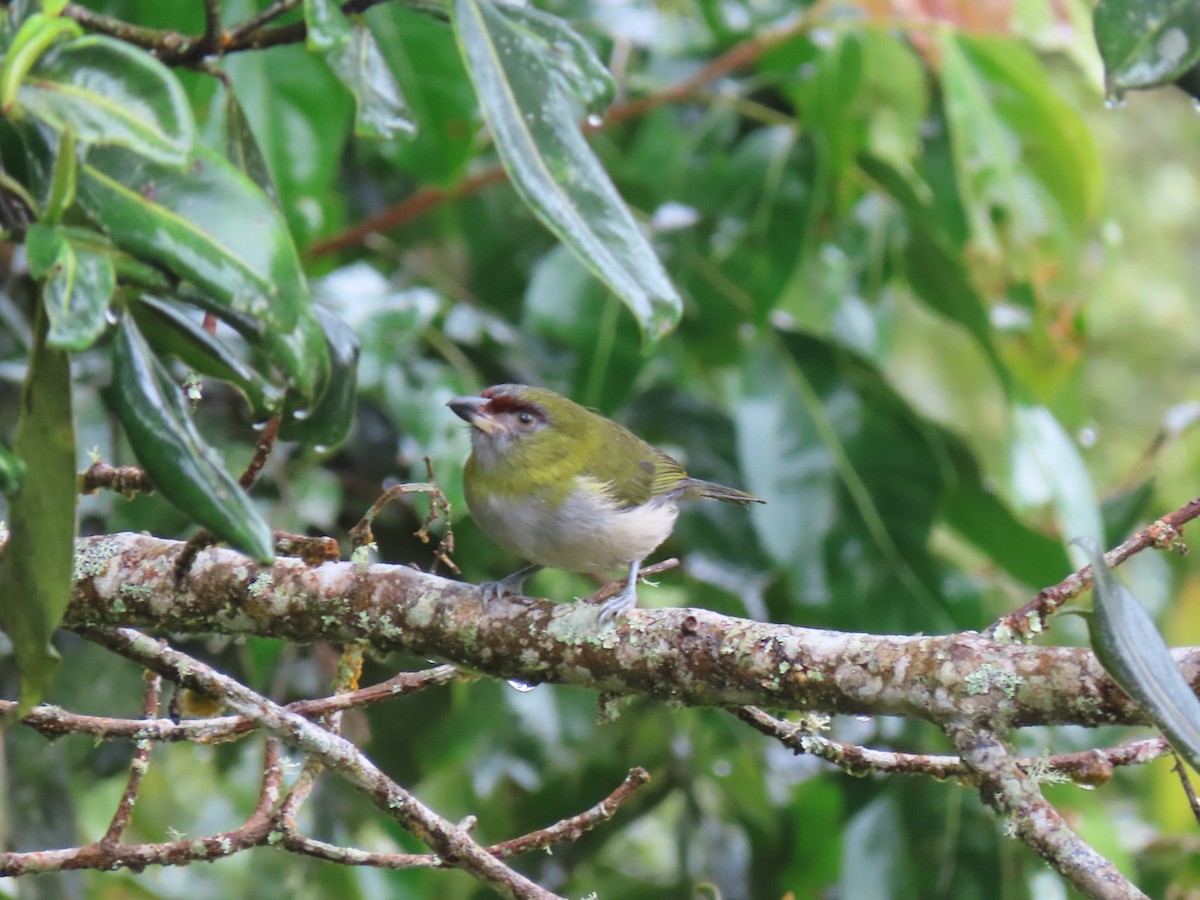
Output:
[
  {"left": 1104, "top": 89, "right": 1126, "bottom": 110},
  {"left": 506, "top": 679, "right": 537, "bottom": 693},
  {"left": 313, "top": 444, "right": 330, "bottom": 455},
  {"left": 251, "top": 419, "right": 270, "bottom": 431},
  {"left": 291, "top": 408, "right": 311, "bottom": 421},
  {"left": 585, "top": 113, "right": 604, "bottom": 128},
  {"left": 104, "top": 307, "right": 120, "bottom": 325}
]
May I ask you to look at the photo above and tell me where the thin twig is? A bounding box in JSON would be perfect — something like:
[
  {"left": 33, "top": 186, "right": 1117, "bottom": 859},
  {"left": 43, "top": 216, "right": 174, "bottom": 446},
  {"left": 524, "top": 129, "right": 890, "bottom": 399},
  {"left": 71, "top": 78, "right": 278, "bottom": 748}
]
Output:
[
  {"left": 990, "top": 497, "right": 1200, "bottom": 640},
  {"left": 240, "top": 415, "right": 280, "bottom": 489},
  {"left": 732, "top": 707, "right": 1170, "bottom": 784},
  {"left": 78, "top": 627, "right": 557, "bottom": 898},
  {"left": 1170, "top": 750, "right": 1200, "bottom": 825},
  {"left": 349, "top": 461, "right": 458, "bottom": 573},
  {"left": 584, "top": 559, "right": 679, "bottom": 606},
  {"left": 100, "top": 672, "right": 161, "bottom": 845},
  {"left": 6, "top": 665, "right": 463, "bottom": 743}
]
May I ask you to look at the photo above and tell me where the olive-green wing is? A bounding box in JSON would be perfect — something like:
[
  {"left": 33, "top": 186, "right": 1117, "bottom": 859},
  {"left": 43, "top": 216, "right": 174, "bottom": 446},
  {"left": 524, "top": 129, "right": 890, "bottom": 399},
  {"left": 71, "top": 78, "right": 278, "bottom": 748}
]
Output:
[{"left": 580, "top": 419, "right": 689, "bottom": 508}]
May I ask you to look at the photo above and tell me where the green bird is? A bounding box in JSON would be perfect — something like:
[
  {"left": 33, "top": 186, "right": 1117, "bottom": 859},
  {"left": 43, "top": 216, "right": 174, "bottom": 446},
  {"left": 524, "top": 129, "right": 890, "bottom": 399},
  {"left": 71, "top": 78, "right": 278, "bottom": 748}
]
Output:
[{"left": 448, "top": 384, "right": 765, "bottom": 622}]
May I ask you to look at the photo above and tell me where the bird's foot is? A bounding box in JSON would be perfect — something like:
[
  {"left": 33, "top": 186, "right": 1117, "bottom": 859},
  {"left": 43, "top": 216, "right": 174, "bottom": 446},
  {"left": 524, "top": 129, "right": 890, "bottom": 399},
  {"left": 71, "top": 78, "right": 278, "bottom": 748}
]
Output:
[
  {"left": 479, "top": 564, "right": 541, "bottom": 608},
  {"left": 597, "top": 561, "right": 641, "bottom": 625}
]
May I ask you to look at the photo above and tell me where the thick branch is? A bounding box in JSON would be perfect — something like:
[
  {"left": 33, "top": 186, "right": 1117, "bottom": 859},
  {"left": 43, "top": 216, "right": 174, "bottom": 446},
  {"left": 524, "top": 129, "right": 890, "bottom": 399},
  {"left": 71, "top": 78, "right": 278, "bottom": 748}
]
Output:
[{"left": 63, "top": 533, "right": 1197, "bottom": 727}]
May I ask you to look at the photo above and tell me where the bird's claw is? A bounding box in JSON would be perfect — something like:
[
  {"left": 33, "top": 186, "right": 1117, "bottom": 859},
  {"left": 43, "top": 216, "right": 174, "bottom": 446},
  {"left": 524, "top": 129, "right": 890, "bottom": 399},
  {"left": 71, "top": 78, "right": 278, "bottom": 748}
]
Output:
[
  {"left": 597, "top": 586, "right": 637, "bottom": 625},
  {"left": 478, "top": 564, "right": 541, "bottom": 609}
]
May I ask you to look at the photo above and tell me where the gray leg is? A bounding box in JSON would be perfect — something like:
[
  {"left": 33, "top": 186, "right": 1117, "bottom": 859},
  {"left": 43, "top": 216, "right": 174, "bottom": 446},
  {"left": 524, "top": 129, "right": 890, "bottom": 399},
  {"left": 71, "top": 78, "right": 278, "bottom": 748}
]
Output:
[
  {"left": 480, "top": 564, "right": 542, "bottom": 607},
  {"left": 598, "top": 559, "right": 641, "bottom": 625}
]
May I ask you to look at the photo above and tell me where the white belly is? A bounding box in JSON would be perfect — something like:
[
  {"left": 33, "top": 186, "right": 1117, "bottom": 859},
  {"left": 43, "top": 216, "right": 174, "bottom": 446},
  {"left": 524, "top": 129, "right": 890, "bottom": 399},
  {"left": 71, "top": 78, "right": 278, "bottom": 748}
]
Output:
[{"left": 469, "top": 478, "right": 679, "bottom": 573}]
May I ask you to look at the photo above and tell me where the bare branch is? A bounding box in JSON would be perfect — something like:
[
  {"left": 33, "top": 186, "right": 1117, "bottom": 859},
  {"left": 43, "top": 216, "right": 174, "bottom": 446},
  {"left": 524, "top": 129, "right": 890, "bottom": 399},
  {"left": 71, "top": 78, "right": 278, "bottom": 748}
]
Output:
[{"left": 100, "top": 672, "right": 161, "bottom": 845}]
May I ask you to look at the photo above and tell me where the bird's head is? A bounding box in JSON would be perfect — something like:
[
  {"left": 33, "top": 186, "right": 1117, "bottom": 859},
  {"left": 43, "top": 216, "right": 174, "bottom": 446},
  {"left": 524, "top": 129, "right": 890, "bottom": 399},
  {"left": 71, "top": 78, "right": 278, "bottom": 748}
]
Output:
[{"left": 448, "top": 384, "right": 588, "bottom": 472}]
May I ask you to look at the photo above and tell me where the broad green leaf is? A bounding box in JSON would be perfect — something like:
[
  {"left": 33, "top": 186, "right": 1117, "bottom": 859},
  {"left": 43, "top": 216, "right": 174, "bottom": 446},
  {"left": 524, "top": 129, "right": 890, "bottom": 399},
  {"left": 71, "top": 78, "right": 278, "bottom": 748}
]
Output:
[
  {"left": 305, "top": 0, "right": 414, "bottom": 140},
  {"left": 942, "top": 479, "right": 1071, "bottom": 588},
  {"left": 453, "top": 0, "right": 682, "bottom": 341},
  {"left": 1084, "top": 539, "right": 1200, "bottom": 773},
  {"left": 366, "top": 4, "right": 477, "bottom": 185},
  {"left": 221, "top": 44, "right": 351, "bottom": 248},
  {"left": 129, "top": 294, "right": 284, "bottom": 419},
  {"left": 1010, "top": 403, "right": 1103, "bottom": 565},
  {"left": 25, "top": 222, "right": 115, "bottom": 350},
  {"left": 1094, "top": 0, "right": 1200, "bottom": 93},
  {"left": 0, "top": 12, "right": 81, "bottom": 112},
  {"left": 0, "top": 302, "right": 76, "bottom": 715},
  {"left": 937, "top": 32, "right": 1101, "bottom": 271},
  {"left": 278, "top": 306, "right": 359, "bottom": 450},
  {"left": 18, "top": 35, "right": 194, "bottom": 165},
  {"left": 109, "top": 315, "right": 274, "bottom": 562},
  {"left": 733, "top": 333, "right": 955, "bottom": 630},
  {"left": 74, "top": 143, "right": 302, "bottom": 327}
]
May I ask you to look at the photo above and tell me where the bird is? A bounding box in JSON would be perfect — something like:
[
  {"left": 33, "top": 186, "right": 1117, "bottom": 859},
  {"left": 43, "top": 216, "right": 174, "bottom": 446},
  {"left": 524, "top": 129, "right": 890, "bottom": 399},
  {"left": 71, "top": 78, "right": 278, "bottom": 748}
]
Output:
[{"left": 447, "top": 384, "right": 765, "bottom": 623}]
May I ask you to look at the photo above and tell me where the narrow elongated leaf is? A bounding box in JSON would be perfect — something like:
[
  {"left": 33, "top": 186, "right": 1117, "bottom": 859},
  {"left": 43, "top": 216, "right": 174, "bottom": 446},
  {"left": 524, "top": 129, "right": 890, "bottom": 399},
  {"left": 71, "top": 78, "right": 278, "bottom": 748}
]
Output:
[
  {"left": 19, "top": 35, "right": 194, "bottom": 165},
  {"left": 278, "top": 305, "right": 359, "bottom": 450},
  {"left": 1084, "top": 539, "right": 1200, "bottom": 772},
  {"left": 129, "top": 294, "right": 283, "bottom": 419},
  {"left": 25, "top": 222, "right": 115, "bottom": 350},
  {"left": 453, "top": 0, "right": 681, "bottom": 341},
  {"left": 0, "top": 303, "right": 76, "bottom": 715},
  {"left": 305, "top": 0, "right": 414, "bottom": 139},
  {"left": 1094, "top": 0, "right": 1200, "bottom": 93},
  {"left": 109, "top": 316, "right": 274, "bottom": 562},
  {"left": 0, "top": 12, "right": 81, "bottom": 112}
]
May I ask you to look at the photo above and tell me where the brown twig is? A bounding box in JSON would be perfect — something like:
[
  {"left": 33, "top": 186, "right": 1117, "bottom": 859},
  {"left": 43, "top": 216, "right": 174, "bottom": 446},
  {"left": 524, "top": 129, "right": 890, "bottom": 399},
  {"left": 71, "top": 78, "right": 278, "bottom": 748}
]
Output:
[
  {"left": 77, "top": 461, "right": 154, "bottom": 498},
  {"left": 732, "top": 706, "right": 1169, "bottom": 785},
  {"left": 100, "top": 672, "right": 161, "bottom": 846},
  {"left": 1170, "top": 750, "right": 1200, "bottom": 825},
  {"left": 240, "top": 415, "right": 280, "bottom": 490},
  {"left": 79, "top": 627, "right": 558, "bottom": 896},
  {"left": 6, "top": 665, "right": 463, "bottom": 744},
  {"left": 990, "top": 497, "right": 1200, "bottom": 640},
  {"left": 349, "top": 459, "right": 458, "bottom": 573},
  {"left": 585, "top": 558, "right": 680, "bottom": 606}
]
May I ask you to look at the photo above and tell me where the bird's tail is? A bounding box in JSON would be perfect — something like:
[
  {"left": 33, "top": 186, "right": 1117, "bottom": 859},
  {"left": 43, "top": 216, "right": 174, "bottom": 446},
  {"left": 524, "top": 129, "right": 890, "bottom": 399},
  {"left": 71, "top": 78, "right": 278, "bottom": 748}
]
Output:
[{"left": 681, "top": 478, "right": 765, "bottom": 505}]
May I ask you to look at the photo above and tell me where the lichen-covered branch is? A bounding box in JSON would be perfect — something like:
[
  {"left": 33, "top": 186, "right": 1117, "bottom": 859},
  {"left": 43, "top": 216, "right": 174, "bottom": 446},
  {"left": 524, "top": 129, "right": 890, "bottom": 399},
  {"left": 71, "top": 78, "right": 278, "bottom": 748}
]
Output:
[
  {"left": 65, "top": 532, "right": 1198, "bottom": 728},
  {"left": 78, "top": 626, "right": 558, "bottom": 899},
  {"left": 948, "top": 725, "right": 1148, "bottom": 900}
]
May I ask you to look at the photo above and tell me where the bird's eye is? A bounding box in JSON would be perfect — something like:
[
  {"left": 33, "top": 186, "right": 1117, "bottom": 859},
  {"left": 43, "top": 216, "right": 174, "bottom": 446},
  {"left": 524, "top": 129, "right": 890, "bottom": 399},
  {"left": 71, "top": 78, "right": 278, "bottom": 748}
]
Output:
[{"left": 517, "top": 411, "right": 535, "bottom": 425}]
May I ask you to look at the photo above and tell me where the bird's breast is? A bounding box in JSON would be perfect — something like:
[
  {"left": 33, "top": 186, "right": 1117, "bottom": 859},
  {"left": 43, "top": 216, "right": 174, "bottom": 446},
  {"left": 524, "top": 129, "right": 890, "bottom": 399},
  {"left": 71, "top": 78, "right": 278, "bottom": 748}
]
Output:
[{"left": 466, "top": 476, "right": 680, "bottom": 572}]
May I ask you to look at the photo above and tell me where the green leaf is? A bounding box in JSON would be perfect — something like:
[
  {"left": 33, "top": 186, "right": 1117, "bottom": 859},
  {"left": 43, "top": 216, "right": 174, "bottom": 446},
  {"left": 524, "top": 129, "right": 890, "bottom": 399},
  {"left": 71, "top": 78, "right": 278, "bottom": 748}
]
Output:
[
  {"left": 1094, "top": 0, "right": 1200, "bottom": 93},
  {"left": 108, "top": 315, "right": 274, "bottom": 562},
  {"left": 453, "top": 0, "right": 682, "bottom": 342},
  {"left": 41, "top": 121, "right": 75, "bottom": 223},
  {"left": 129, "top": 294, "right": 284, "bottom": 420},
  {"left": 73, "top": 142, "right": 301, "bottom": 325},
  {"left": 305, "top": 0, "right": 414, "bottom": 140},
  {"left": 0, "top": 302, "right": 76, "bottom": 715},
  {"left": 18, "top": 35, "right": 195, "bottom": 165},
  {"left": 215, "top": 86, "right": 277, "bottom": 201},
  {"left": 217, "top": 44, "right": 351, "bottom": 248},
  {"left": 1084, "top": 539, "right": 1200, "bottom": 773},
  {"left": 25, "top": 222, "right": 115, "bottom": 350},
  {"left": 366, "top": 4, "right": 477, "bottom": 185},
  {"left": 937, "top": 32, "right": 1101, "bottom": 268},
  {"left": 0, "top": 12, "right": 81, "bottom": 112},
  {"left": 1010, "top": 403, "right": 1103, "bottom": 564},
  {"left": 278, "top": 306, "right": 359, "bottom": 450}
]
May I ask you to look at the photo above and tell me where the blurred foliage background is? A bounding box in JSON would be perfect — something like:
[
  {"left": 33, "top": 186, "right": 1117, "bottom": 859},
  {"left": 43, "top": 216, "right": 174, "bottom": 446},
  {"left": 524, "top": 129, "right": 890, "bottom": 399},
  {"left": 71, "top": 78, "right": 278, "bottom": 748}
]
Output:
[{"left": 3, "top": 0, "right": 1200, "bottom": 896}]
